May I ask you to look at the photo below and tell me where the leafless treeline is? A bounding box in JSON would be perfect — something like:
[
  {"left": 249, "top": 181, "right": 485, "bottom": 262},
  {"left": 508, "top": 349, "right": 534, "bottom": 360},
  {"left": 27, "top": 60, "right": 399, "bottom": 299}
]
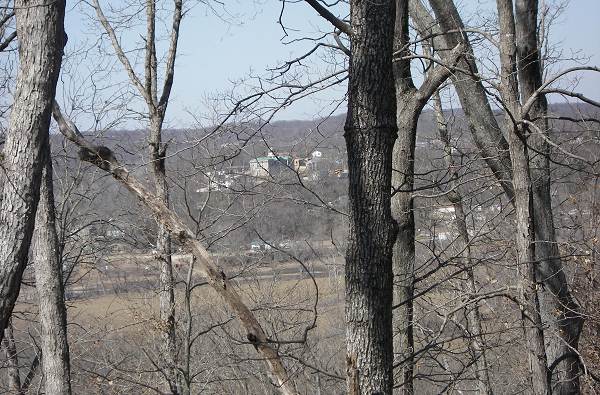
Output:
[{"left": 0, "top": 0, "right": 599, "bottom": 394}]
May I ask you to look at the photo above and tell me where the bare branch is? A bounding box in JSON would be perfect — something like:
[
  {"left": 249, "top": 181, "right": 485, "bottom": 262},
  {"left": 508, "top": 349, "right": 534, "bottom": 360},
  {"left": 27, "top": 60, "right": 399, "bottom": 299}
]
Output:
[
  {"left": 303, "top": 0, "right": 352, "bottom": 36},
  {"left": 0, "top": 30, "right": 15, "bottom": 51},
  {"left": 91, "top": 0, "right": 153, "bottom": 107},
  {"left": 158, "top": 0, "right": 183, "bottom": 111},
  {"left": 51, "top": 102, "right": 298, "bottom": 395},
  {"left": 521, "top": 66, "right": 600, "bottom": 116},
  {"left": 416, "top": 44, "right": 463, "bottom": 103},
  {"left": 542, "top": 88, "right": 600, "bottom": 109}
]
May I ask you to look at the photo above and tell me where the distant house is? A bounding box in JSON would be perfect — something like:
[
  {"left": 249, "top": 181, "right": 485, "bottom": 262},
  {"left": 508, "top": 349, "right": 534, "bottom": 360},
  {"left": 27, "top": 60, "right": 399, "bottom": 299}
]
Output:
[
  {"left": 311, "top": 150, "right": 322, "bottom": 158},
  {"left": 249, "top": 154, "right": 292, "bottom": 178}
]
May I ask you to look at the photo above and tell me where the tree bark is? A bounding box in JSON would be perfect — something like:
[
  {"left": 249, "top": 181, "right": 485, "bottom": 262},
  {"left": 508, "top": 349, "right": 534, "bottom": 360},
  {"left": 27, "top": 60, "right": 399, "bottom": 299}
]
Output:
[
  {"left": 391, "top": 3, "right": 417, "bottom": 392},
  {"left": 0, "top": 0, "right": 66, "bottom": 340},
  {"left": 496, "top": 1, "right": 550, "bottom": 392},
  {"left": 142, "top": 0, "right": 181, "bottom": 388},
  {"left": 33, "top": 143, "right": 72, "bottom": 395},
  {"left": 149, "top": 114, "right": 179, "bottom": 394},
  {"left": 514, "top": 2, "right": 583, "bottom": 393},
  {"left": 345, "top": 1, "right": 397, "bottom": 393}
]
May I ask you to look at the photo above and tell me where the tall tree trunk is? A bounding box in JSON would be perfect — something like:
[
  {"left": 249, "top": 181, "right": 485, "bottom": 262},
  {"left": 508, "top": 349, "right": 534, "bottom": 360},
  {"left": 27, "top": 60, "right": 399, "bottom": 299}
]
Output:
[
  {"left": 149, "top": 115, "right": 179, "bottom": 394},
  {"left": 0, "top": 0, "right": 66, "bottom": 340},
  {"left": 514, "top": 2, "right": 583, "bottom": 393},
  {"left": 391, "top": 3, "right": 417, "bottom": 392},
  {"left": 33, "top": 144, "right": 72, "bottom": 395},
  {"left": 391, "top": 113, "right": 417, "bottom": 394},
  {"left": 345, "top": 0, "right": 397, "bottom": 393},
  {"left": 496, "top": 1, "right": 550, "bottom": 391},
  {"left": 391, "top": 3, "right": 455, "bottom": 389},
  {"left": 507, "top": 127, "right": 550, "bottom": 395},
  {"left": 140, "top": 0, "right": 181, "bottom": 387},
  {"left": 433, "top": 93, "right": 493, "bottom": 395}
]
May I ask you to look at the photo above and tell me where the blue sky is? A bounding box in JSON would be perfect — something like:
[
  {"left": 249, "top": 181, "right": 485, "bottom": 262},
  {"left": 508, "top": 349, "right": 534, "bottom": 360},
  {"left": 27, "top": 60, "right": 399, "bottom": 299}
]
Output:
[{"left": 63, "top": 0, "right": 600, "bottom": 127}]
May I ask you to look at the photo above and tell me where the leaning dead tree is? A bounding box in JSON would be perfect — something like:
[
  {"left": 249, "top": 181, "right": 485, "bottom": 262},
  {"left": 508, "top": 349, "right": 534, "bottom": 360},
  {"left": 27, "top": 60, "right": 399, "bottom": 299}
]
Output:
[
  {"left": 0, "top": 0, "right": 66, "bottom": 340},
  {"left": 91, "top": 0, "right": 183, "bottom": 390},
  {"left": 51, "top": 102, "right": 298, "bottom": 395}
]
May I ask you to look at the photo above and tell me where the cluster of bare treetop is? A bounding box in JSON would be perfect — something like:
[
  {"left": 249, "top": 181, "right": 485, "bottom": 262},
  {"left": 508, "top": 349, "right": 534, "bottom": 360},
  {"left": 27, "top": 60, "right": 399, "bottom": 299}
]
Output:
[{"left": 0, "top": 0, "right": 599, "bottom": 394}]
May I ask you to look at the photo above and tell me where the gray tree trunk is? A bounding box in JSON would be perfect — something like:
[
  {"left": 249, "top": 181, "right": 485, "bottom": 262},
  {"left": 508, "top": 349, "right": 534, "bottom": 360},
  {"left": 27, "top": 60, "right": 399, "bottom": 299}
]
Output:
[
  {"left": 149, "top": 115, "right": 179, "bottom": 394},
  {"left": 391, "top": 4, "right": 417, "bottom": 393},
  {"left": 391, "top": 4, "right": 455, "bottom": 390},
  {"left": 142, "top": 0, "right": 180, "bottom": 387},
  {"left": 33, "top": 144, "right": 72, "bottom": 395},
  {"left": 345, "top": 0, "right": 397, "bottom": 393},
  {"left": 433, "top": 93, "right": 493, "bottom": 395},
  {"left": 514, "top": 2, "right": 583, "bottom": 393},
  {"left": 0, "top": 0, "right": 66, "bottom": 340},
  {"left": 507, "top": 128, "right": 550, "bottom": 395},
  {"left": 93, "top": 0, "right": 182, "bottom": 387},
  {"left": 496, "top": 1, "right": 550, "bottom": 391}
]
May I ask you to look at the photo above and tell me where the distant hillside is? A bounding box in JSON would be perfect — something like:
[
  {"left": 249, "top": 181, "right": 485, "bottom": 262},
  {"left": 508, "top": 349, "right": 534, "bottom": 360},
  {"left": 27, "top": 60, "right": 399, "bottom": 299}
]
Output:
[{"left": 50, "top": 102, "right": 598, "bottom": 163}]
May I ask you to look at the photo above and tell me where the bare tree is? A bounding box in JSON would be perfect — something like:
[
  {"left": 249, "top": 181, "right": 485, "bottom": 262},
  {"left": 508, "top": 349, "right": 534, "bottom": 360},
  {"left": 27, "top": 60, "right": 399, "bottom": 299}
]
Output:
[
  {"left": 52, "top": 102, "right": 298, "bottom": 395},
  {"left": 90, "top": 0, "right": 183, "bottom": 390},
  {"left": 496, "top": 1, "right": 550, "bottom": 391},
  {"left": 432, "top": 90, "right": 493, "bottom": 394},
  {"left": 514, "top": 1, "right": 583, "bottom": 392},
  {"left": 390, "top": 2, "right": 460, "bottom": 391},
  {"left": 32, "top": 143, "right": 72, "bottom": 394},
  {"left": 410, "top": 1, "right": 587, "bottom": 391},
  {"left": 0, "top": 0, "right": 66, "bottom": 339}
]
